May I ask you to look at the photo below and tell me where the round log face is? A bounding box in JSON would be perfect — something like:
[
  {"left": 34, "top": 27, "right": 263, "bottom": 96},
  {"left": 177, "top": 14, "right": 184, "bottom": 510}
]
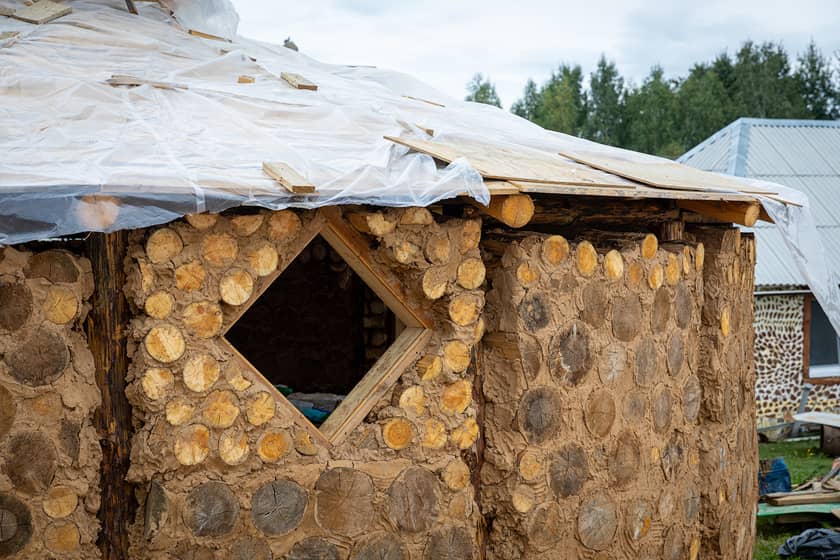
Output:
[
  {"left": 441, "top": 380, "right": 472, "bottom": 415},
  {"left": 541, "top": 235, "right": 569, "bottom": 266},
  {"left": 352, "top": 532, "right": 409, "bottom": 560},
  {"left": 634, "top": 337, "right": 660, "bottom": 388},
  {"left": 145, "top": 291, "right": 175, "bottom": 319},
  {"left": 252, "top": 479, "right": 308, "bottom": 536},
  {"left": 580, "top": 284, "right": 608, "bottom": 328},
  {"left": 144, "top": 324, "right": 186, "bottom": 363},
  {"left": 174, "top": 262, "right": 206, "bottom": 292},
  {"left": 43, "top": 486, "right": 78, "bottom": 519},
  {"left": 652, "top": 385, "right": 673, "bottom": 433},
  {"left": 518, "top": 293, "right": 550, "bottom": 331},
  {"left": 612, "top": 294, "right": 641, "bottom": 342},
  {"left": 674, "top": 283, "right": 693, "bottom": 328},
  {"left": 174, "top": 424, "right": 210, "bottom": 466},
  {"left": 146, "top": 228, "right": 183, "bottom": 264},
  {"left": 220, "top": 269, "right": 254, "bottom": 306},
  {"left": 598, "top": 344, "right": 626, "bottom": 385},
  {"left": 610, "top": 432, "right": 640, "bottom": 487},
  {"left": 6, "top": 328, "right": 69, "bottom": 386},
  {"left": 184, "top": 481, "right": 239, "bottom": 537},
  {"left": 2, "top": 432, "right": 57, "bottom": 495},
  {"left": 577, "top": 493, "right": 619, "bottom": 551},
  {"left": 229, "top": 536, "right": 273, "bottom": 560},
  {"left": 625, "top": 500, "right": 652, "bottom": 544},
  {"left": 651, "top": 287, "right": 671, "bottom": 333},
  {"left": 200, "top": 233, "right": 239, "bottom": 268},
  {"left": 584, "top": 390, "right": 616, "bottom": 438},
  {"left": 43, "top": 520, "right": 80, "bottom": 554},
  {"left": 518, "top": 387, "right": 562, "bottom": 445},
  {"left": 576, "top": 241, "right": 598, "bottom": 277},
  {"left": 182, "top": 301, "right": 223, "bottom": 339},
  {"left": 267, "top": 211, "right": 301, "bottom": 241},
  {"left": 549, "top": 321, "right": 591, "bottom": 385},
  {"left": 460, "top": 220, "right": 481, "bottom": 254},
  {"left": 549, "top": 443, "right": 588, "bottom": 498},
  {"left": 604, "top": 250, "right": 624, "bottom": 281},
  {"left": 25, "top": 251, "right": 79, "bottom": 283},
  {"left": 526, "top": 503, "right": 563, "bottom": 551},
  {"left": 231, "top": 214, "right": 265, "bottom": 237},
  {"left": 457, "top": 258, "right": 486, "bottom": 290},
  {"left": 287, "top": 537, "right": 340, "bottom": 560},
  {"left": 387, "top": 467, "right": 441, "bottom": 534},
  {"left": 666, "top": 333, "right": 684, "bottom": 376},
  {"left": 0, "top": 493, "right": 32, "bottom": 557},
  {"left": 622, "top": 390, "right": 648, "bottom": 422},
  {"left": 423, "top": 527, "right": 473, "bottom": 560},
  {"left": 0, "top": 282, "right": 32, "bottom": 332},
  {"left": 663, "top": 525, "right": 684, "bottom": 560},
  {"left": 185, "top": 213, "right": 219, "bottom": 231},
  {"left": 246, "top": 244, "right": 280, "bottom": 277},
  {"left": 682, "top": 375, "right": 702, "bottom": 423},
  {"left": 143, "top": 481, "right": 168, "bottom": 540},
  {"left": 315, "top": 468, "right": 374, "bottom": 537}
]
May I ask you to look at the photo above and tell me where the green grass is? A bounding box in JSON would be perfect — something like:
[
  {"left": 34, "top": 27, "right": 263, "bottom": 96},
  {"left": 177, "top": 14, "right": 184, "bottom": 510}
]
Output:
[{"left": 754, "top": 438, "right": 836, "bottom": 560}]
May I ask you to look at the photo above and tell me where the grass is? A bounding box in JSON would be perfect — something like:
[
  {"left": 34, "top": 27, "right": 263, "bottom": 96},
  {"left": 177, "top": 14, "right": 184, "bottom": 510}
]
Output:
[{"left": 754, "top": 438, "right": 836, "bottom": 560}]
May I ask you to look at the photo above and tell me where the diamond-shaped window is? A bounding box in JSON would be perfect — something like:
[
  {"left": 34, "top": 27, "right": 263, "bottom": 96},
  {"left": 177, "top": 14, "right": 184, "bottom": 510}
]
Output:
[{"left": 221, "top": 213, "right": 431, "bottom": 445}]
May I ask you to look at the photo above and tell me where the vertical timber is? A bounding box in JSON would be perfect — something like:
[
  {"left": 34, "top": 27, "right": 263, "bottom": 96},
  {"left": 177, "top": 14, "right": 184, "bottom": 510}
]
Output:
[{"left": 85, "top": 231, "right": 134, "bottom": 560}]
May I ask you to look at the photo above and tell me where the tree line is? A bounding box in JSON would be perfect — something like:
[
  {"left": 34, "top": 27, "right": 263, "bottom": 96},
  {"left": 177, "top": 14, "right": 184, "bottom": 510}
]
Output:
[{"left": 465, "top": 40, "right": 840, "bottom": 158}]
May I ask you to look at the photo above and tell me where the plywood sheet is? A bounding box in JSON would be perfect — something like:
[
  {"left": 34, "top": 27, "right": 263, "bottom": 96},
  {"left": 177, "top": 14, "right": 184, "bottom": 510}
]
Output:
[
  {"left": 558, "top": 149, "right": 779, "bottom": 196},
  {"left": 384, "top": 136, "right": 638, "bottom": 188},
  {"left": 12, "top": 1, "right": 71, "bottom": 24}
]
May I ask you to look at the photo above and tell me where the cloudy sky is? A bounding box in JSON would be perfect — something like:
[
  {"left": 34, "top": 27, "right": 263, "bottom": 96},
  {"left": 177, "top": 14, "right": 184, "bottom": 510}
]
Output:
[{"left": 233, "top": 0, "right": 840, "bottom": 108}]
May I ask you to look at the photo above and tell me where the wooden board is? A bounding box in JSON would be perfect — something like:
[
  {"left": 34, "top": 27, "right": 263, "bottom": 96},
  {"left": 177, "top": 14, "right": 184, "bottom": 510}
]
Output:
[
  {"left": 187, "top": 29, "right": 228, "bottom": 41},
  {"left": 281, "top": 72, "right": 318, "bottom": 91},
  {"left": 384, "top": 136, "right": 639, "bottom": 187},
  {"left": 766, "top": 492, "right": 840, "bottom": 506},
  {"left": 262, "top": 162, "right": 316, "bottom": 194},
  {"left": 793, "top": 411, "right": 840, "bottom": 429},
  {"left": 319, "top": 327, "right": 432, "bottom": 444},
  {"left": 558, "top": 149, "right": 779, "bottom": 196},
  {"left": 509, "top": 180, "right": 759, "bottom": 203},
  {"left": 106, "top": 75, "right": 187, "bottom": 90},
  {"left": 12, "top": 1, "right": 72, "bottom": 24}
]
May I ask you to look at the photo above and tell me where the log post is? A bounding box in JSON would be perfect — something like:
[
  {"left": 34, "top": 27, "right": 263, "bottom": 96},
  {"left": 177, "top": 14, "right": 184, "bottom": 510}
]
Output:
[{"left": 85, "top": 232, "right": 134, "bottom": 560}]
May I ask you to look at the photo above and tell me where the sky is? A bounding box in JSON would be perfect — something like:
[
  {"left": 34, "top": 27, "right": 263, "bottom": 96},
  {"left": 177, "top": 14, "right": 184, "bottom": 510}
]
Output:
[{"left": 232, "top": 0, "right": 840, "bottom": 109}]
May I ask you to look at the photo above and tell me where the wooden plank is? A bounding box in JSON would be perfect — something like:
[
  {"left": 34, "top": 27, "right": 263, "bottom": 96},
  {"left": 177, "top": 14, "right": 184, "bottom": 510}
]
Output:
[
  {"left": 105, "top": 75, "right": 188, "bottom": 90},
  {"left": 510, "top": 179, "right": 759, "bottom": 203},
  {"left": 0, "top": 8, "right": 15, "bottom": 17},
  {"left": 84, "top": 232, "right": 134, "bottom": 560},
  {"left": 321, "top": 208, "right": 434, "bottom": 328},
  {"left": 187, "top": 28, "right": 228, "bottom": 41},
  {"left": 262, "top": 162, "right": 316, "bottom": 194},
  {"left": 281, "top": 72, "right": 318, "bottom": 91},
  {"left": 558, "top": 149, "right": 780, "bottom": 196},
  {"left": 792, "top": 411, "right": 840, "bottom": 430},
  {"left": 237, "top": 75, "right": 255, "bottom": 84},
  {"left": 0, "top": 31, "right": 20, "bottom": 40},
  {"left": 384, "top": 135, "right": 640, "bottom": 188},
  {"left": 678, "top": 200, "right": 760, "bottom": 227},
  {"left": 319, "top": 327, "right": 432, "bottom": 444},
  {"left": 12, "top": 0, "right": 71, "bottom": 24},
  {"left": 767, "top": 492, "right": 840, "bottom": 506}
]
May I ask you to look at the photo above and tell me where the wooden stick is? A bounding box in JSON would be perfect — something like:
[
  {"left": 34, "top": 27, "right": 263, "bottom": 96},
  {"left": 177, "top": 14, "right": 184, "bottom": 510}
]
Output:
[
  {"left": 678, "top": 200, "right": 761, "bottom": 227},
  {"left": 262, "top": 162, "right": 316, "bottom": 194}
]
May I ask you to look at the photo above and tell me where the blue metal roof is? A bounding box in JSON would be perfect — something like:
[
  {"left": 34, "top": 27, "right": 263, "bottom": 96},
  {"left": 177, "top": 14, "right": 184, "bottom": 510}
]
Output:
[{"left": 679, "top": 118, "right": 840, "bottom": 288}]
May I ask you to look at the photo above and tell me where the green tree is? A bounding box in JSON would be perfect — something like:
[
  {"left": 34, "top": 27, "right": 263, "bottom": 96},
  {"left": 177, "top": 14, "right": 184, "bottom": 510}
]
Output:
[
  {"left": 730, "top": 41, "right": 806, "bottom": 118},
  {"left": 676, "top": 63, "right": 732, "bottom": 149},
  {"left": 511, "top": 79, "right": 539, "bottom": 120},
  {"left": 624, "top": 66, "right": 682, "bottom": 157},
  {"left": 531, "top": 64, "right": 586, "bottom": 135},
  {"left": 583, "top": 55, "right": 625, "bottom": 146},
  {"left": 465, "top": 73, "right": 502, "bottom": 108},
  {"left": 795, "top": 40, "right": 838, "bottom": 118}
]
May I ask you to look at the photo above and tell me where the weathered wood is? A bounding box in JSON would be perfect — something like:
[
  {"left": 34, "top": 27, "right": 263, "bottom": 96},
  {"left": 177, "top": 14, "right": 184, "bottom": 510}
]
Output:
[
  {"left": 585, "top": 389, "right": 616, "bottom": 438},
  {"left": 201, "top": 390, "right": 240, "bottom": 428},
  {"left": 625, "top": 500, "right": 652, "bottom": 543},
  {"left": 59, "top": 419, "right": 80, "bottom": 462},
  {"left": 651, "top": 287, "right": 671, "bottom": 332},
  {"left": 682, "top": 375, "right": 702, "bottom": 422},
  {"left": 448, "top": 293, "right": 482, "bottom": 326},
  {"left": 257, "top": 430, "right": 292, "bottom": 462},
  {"left": 252, "top": 479, "right": 307, "bottom": 535},
  {"left": 165, "top": 398, "right": 195, "bottom": 426},
  {"left": 421, "top": 267, "right": 448, "bottom": 300},
  {"left": 456, "top": 258, "right": 486, "bottom": 289},
  {"left": 185, "top": 213, "right": 218, "bottom": 231},
  {"left": 144, "top": 324, "right": 185, "bottom": 363},
  {"left": 674, "top": 283, "right": 693, "bottom": 328},
  {"left": 231, "top": 214, "right": 264, "bottom": 236},
  {"left": 527, "top": 503, "right": 563, "bottom": 550},
  {"left": 623, "top": 391, "right": 648, "bottom": 422},
  {"left": 518, "top": 387, "right": 562, "bottom": 444},
  {"left": 634, "top": 337, "right": 660, "bottom": 388},
  {"left": 416, "top": 355, "right": 442, "bottom": 381},
  {"left": 577, "top": 493, "right": 619, "bottom": 551},
  {"left": 267, "top": 210, "right": 302, "bottom": 240},
  {"left": 612, "top": 294, "right": 641, "bottom": 341},
  {"left": 143, "top": 481, "right": 168, "bottom": 540},
  {"left": 659, "top": 220, "right": 685, "bottom": 242},
  {"left": 443, "top": 460, "right": 471, "bottom": 490},
  {"left": 482, "top": 194, "right": 535, "bottom": 228},
  {"left": 44, "top": 521, "right": 80, "bottom": 553},
  {"left": 581, "top": 283, "right": 607, "bottom": 328},
  {"left": 352, "top": 532, "right": 409, "bottom": 560},
  {"left": 2, "top": 432, "right": 57, "bottom": 494},
  {"left": 398, "top": 386, "right": 425, "bottom": 415},
  {"left": 219, "top": 429, "right": 249, "bottom": 465},
  {"left": 0, "top": 281, "right": 32, "bottom": 331},
  {"left": 516, "top": 262, "right": 540, "bottom": 286},
  {"left": 452, "top": 417, "right": 479, "bottom": 449},
  {"left": 294, "top": 430, "right": 318, "bottom": 456},
  {"left": 666, "top": 333, "right": 684, "bottom": 375},
  {"left": 200, "top": 233, "right": 238, "bottom": 267},
  {"left": 695, "top": 243, "right": 705, "bottom": 271},
  {"left": 288, "top": 537, "right": 340, "bottom": 560},
  {"left": 246, "top": 392, "right": 276, "bottom": 426},
  {"left": 423, "top": 527, "right": 474, "bottom": 560},
  {"left": 140, "top": 368, "right": 174, "bottom": 401},
  {"left": 144, "top": 290, "right": 175, "bottom": 318},
  {"left": 421, "top": 419, "right": 446, "bottom": 449},
  {"left": 0, "top": 386, "right": 15, "bottom": 441},
  {"left": 263, "top": 161, "right": 316, "bottom": 193},
  {"left": 518, "top": 449, "right": 545, "bottom": 482},
  {"left": 400, "top": 207, "right": 434, "bottom": 226},
  {"left": 549, "top": 321, "right": 592, "bottom": 385},
  {"left": 541, "top": 235, "right": 569, "bottom": 266},
  {"left": 610, "top": 432, "right": 640, "bottom": 487},
  {"left": 549, "top": 444, "right": 588, "bottom": 498},
  {"left": 245, "top": 243, "right": 280, "bottom": 277},
  {"left": 599, "top": 344, "right": 626, "bottom": 385},
  {"left": 0, "top": 493, "right": 32, "bottom": 556},
  {"left": 460, "top": 219, "right": 482, "bottom": 254},
  {"left": 174, "top": 261, "right": 206, "bottom": 292},
  {"left": 184, "top": 481, "right": 239, "bottom": 537},
  {"left": 388, "top": 467, "right": 440, "bottom": 533},
  {"left": 182, "top": 354, "right": 220, "bottom": 392},
  {"left": 441, "top": 380, "right": 472, "bottom": 414},
  {"left": 145, "top": 228, "right": 183, "bottom": 264},
  {"left": 662, "top": 526, "right": 685, "bottom": 560},
  {"left": 26, "top": 250, "right": 79, "bottom": 283},
  {"left": 424, "top": 233, "right": 451, "bottom": 265},
  {"left": 518, "top": 292, "right": 550, "bottom": 331},
  {"left": 6, "top": 328, "right": 69, "bottom": 386},
  {"left": 679, "top": 200, "right": 760, "bottom": 227},
  {"left": 315, "top": 468, "right": 374, "bottom": 536},
  {"left": 280, "top": 72, "right": 319, "bottom": 91},
  {"left": 230, "top": 536, "right": 273, "bottom": 560},
  {"left": 174, "top": 424, "right": 210, "bottom": 466}
]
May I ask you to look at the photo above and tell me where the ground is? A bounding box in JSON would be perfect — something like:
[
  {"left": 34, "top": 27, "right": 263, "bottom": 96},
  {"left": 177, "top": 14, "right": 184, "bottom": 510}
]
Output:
[{"left": 755, "top": 438, "right": 836, "bottom": 559}]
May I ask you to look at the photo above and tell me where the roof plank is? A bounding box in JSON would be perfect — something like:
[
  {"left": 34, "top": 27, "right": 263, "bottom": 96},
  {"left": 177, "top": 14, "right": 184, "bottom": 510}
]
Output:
[
  {"left": 12, "top": 0, "right": 71, "bottom": 24},
  {"left": 262, "top": 162, "right": 316, "bottom": 194}
]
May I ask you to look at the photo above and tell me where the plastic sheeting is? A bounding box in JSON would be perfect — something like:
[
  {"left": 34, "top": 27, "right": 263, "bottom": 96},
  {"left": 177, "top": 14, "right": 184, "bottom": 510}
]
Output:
[{"left": 1, "top": 0, "right": 839, "bottom": 335}]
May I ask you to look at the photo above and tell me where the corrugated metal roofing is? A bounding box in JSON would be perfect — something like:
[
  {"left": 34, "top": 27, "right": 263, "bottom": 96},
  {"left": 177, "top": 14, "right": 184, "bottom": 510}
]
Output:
[{"left": 679, "top": 118, "right": 840, "bottom": 288}]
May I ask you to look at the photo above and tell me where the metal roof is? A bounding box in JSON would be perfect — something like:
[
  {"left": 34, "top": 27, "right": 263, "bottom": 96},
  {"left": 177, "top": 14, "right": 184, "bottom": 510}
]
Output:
[{"left": 679, "top": 118, "right": 840, "bottom": 288}]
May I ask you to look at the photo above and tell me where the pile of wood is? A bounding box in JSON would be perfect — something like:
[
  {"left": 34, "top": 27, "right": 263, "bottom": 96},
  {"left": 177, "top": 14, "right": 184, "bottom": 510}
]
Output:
[{"left": 764, "top": 460, "right": 840, "bottom": 506}]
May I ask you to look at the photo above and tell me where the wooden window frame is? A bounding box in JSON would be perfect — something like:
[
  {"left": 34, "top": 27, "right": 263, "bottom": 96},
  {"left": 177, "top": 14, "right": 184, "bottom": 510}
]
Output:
[
  {"left": 219, "top": 209, "right": 433, "bottom": 447},
  {"left": 802, "top": 293, "right": 840, "bottom": 385}
]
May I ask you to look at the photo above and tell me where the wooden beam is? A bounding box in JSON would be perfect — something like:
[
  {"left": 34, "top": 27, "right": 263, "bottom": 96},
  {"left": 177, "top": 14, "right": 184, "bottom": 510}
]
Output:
[
  {"left": 85, "top": 232, "right": 134, "bottom": 560},
  {"left": 319, "top": 327, "right": 432, "bottom": 444},
  {"left": 321, "top": 208, "right": 434, "bottom": 328},
  {"left": 262, "top": 162, "right": 316, "bottom": 194},
  {"left": 187, "top": 29, "right": 229, "bottom": 41},
  {"left": 477, "top": 194, "right": 534, "bottom": 228},
  {"left": 280, "top": 72, "right": 318, "bottom": 91},
  {"left": 678, "top": 200, "right": 761, "bottom": 227}
]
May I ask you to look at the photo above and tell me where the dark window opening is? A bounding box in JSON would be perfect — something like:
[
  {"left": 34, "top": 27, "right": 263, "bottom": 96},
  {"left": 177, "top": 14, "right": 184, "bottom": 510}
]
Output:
[
  {"left": 225, "top": 235, "right": 396, "bottom": 425},
  {"left": 810, "top": 299, "right": 840, "bottom": 367}
]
